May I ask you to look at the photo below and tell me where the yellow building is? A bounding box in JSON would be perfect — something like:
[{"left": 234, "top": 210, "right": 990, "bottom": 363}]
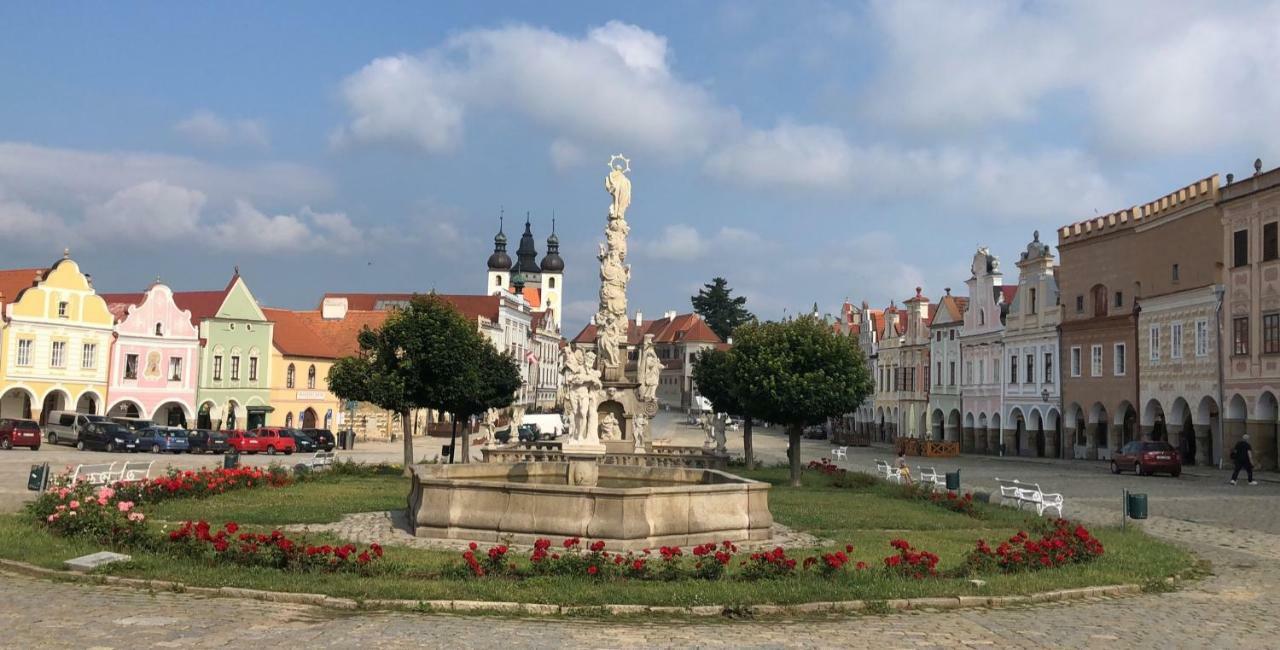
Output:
[
  {"left": 0, "top": 252, "right": 114, "bottom": 423},
  {"left": 258, "top": 308, "right": 378, "bottom": 432}
]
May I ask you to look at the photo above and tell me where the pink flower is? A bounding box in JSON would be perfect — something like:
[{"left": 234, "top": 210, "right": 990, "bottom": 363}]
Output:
[
  {"left": 68, "top": 500, "right": 80, "bottom": 509},
  {"left": 97, "top": 486, "right": 115, "bottom": 500},
  {"left": 46, "top": 514, "right": 57, "bottom": 523},
  {"left": 117, "top": 501, "right": 134, "bottom": 512},
  {"left": 127, "top": 512, "right": 145, "bottom": 522}
]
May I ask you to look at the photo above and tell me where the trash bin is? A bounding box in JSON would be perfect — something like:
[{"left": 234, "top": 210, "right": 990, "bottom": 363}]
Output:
[
  {"left": 27, "top": 463, "right": 49, "bottom": 492},
  {"left": 945, "top": 470, "right": 961, "bottom": 491},
  {"left": 1126, "top": 492, "right": 1148, "bottom": 520},
  {"left": 337, "top": 431, "right": 346, "bottom": 450},
  {"left": 224, "top": 451, "right": 240, "bottom": 470},
  {"left": 345, "top": 430, "right": 356, "bottom": 450}
]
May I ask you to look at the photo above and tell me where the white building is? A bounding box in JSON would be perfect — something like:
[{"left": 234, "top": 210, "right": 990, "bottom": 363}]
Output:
[
  {"left": 1001, "top": 231, "right": 1064, "bottom": 458},
  {"left": 928, "top": 289, "right": 967, "bottom": 443},
  {"left": 960, "top": 247, "right": 1016, "bottom": 454}
]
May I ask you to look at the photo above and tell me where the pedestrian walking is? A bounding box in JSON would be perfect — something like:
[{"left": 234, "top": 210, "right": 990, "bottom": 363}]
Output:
[{"left": 1230, "top": 433, "right": 1258, "bottom": 486}]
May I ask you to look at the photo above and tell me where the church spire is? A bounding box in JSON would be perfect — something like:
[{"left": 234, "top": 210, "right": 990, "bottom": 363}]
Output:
[
  {"left": 486, "top": 208, "right": 512, "bottom": 271},
  {"left": 541, "top": 212, "right": 564, "bottom": 272},
  {"left": 511, "top": 211, "right": 540, "bottom": 274}
]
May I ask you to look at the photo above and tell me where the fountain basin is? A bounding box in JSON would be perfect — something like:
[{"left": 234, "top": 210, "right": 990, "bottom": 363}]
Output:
[{"left": 408, "top": 462, "right": 772, "bottom": 550}]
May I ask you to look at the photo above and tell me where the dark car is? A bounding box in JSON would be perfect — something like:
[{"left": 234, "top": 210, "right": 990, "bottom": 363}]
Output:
[
  {"left": 803, "top": 424, "right": 829, "bottom": 440},
  {"left": 517, "top": 424, "right": 541, "bottom": 443},
  {"left": 281, "top": 429, "right": 318, "bottom": 453},
  {"left": 186, "top": 429, "right": 230, "bottom": 454},
  {"left": 136, "top": 426, "right": 191, "bottom": 454},
  {"left": 77, "top": 422, "right": 139, "bottom": 453},
  {"left": 0, "top": 418, "right": 41, "bottom": 450},
  {"left": 1112, "top": 440, "right": 1182, "bottom": 477},
  {"left": 494, "top": 427, "right": 512, "bottom": 444},
  {"left": 300, "top": 428, "right": 336, "bottom": 452}
]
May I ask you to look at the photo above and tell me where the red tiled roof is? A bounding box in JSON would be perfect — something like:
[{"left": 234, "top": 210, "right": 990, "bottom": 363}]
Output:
[
  {"left": 924, "top": 303, "right": 939, "bottom": 326},
  {"left": 999, "top": 286, "right": 1018, "bottom": 305},
  {"left": 307, "top": 310, "right": 389, "bottom": 358},
  {"left": 103, "top": 288, "right": 231, "bottom": 324},
  {"left": 571, "top": 312, "right": 723, "bottom": 346},
  {"left": 321, "top": 292, "right": 503, "bottom": 324},
  {"left": 262, "top": 309, "right": 336, "bottom": 358},
  {"left": 0, "top": 268, "right": 46, "bottom": 311}
]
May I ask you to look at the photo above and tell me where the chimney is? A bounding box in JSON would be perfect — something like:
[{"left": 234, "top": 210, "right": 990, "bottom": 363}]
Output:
[
  {"left": 635, "top": 311, "right": 643, "bottom": 327},
  {"left": 1227, "top": 173, "right": 1234, "bottom": 184},
  {"left": 321, "top": 297, "right": 349, "bottom": 320}
]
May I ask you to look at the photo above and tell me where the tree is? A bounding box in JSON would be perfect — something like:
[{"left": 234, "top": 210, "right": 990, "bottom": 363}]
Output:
[
  {"left": 730, "top": 316, "right": 873, "bottom": 486},
  {"left": 691, "top": 347, "right": 757, "bottom": 470},
  {"left": 691, "top": 277, "right": 753, "bottom": 341},
  {"left": 439, "top": 337, "right": 522, "bottom": 463},
  {"left": 327, "top": 294, "right": 490, "bottom": 470}
]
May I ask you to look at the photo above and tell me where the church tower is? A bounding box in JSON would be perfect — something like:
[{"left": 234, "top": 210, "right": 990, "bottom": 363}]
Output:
[
  {"left": 539, "top": 217, "right": 565, "bottom": 330},
  {"left": 511, "top": 212, "right": 542, "bottom": 291},
  {"left": 486, "top": 213, "right": 512, "bottom": 295}
]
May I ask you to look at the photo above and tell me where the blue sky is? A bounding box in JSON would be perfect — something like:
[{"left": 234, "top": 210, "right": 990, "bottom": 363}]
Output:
[{"left": 1, "top": 1, "right": 1277, "bottom": 333}]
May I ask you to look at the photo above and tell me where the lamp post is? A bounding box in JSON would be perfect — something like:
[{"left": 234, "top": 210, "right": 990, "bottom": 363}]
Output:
[{"left": 1041, "top": 387, "right": 1052, "bottom": 457}]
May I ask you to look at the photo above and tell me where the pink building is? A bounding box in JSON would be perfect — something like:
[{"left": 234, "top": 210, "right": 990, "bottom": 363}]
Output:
[{"left": 100, "top": 283, "right": 200, "bottom": 426}]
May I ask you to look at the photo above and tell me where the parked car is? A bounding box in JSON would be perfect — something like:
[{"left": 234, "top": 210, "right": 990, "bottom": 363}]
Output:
[
  {"left": 225, "top": 430, "right": 264, "bottom": 454},
  {"left": 136, "top": 426, "right": 191, "bottom": 454},
  {"left": 0, "top": 418, "right": 42, "bottom": 450},
  {"left": 300, "top": 428, "right": 336, "bottom": 451},
  {"left": 803, "top": 424, "right": 828, "bottom": 440},
  {"left": 186, "top": 429, "right": 230, "bottom": 454},
  {"left": 517, "top": 423, "right": 541, "bottom": 443},
  {"left": 1111, "top": 440, "right": 1182, "bottom": 477},
  {"left": 247, "top": 427, "right": 297, "bottom": 455},
  {"left": 44, "top": 411, "right": 110, "bottom": 446},
  {"left": 77, "top": 422, "right": 139, "bottom": 452},
  {"left": 109, "top": 417, "right": 153, "bottom": 433},
  {"left": 281, "top": 429, "right": 317, "bottom": 453},
  {"left": 494, "top": 427, "right": 512, "bottom": 444}
]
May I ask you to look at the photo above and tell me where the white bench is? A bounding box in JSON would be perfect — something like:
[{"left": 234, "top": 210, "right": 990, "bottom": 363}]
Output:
[
  {"left": 305, "top": 450, "right": 336, "bottom": 470},
  {"left": 118, "top": 461, "right": 153, "bottom": 484},
  {"left": 70, "top": 461, "right": 154, "bottom": 486},
  {"left": 994, "top": 477, "right": 1064, "bottom": 517},
  {"left": 919, "top": 466, "right": 944, "bottom": 491},
  {"left": 832, "top": 446, "right": 848, "bottom": 460},
  {"left": 874, "top": 460, "right": 902, "bottom": 484}
]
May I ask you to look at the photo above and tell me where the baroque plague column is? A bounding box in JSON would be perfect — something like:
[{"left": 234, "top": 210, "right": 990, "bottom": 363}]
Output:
[{"left": 560, "top": 155, "right": 657, "bottom": 472}]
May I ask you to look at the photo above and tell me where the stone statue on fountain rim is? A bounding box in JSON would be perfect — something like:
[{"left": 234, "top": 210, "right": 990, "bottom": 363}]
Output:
[
  {"left": 638, "top": 334, "right": 660, "bottom": 402},
  {"left": 632, "top": 413, "right": 648, "bottom": 451}
]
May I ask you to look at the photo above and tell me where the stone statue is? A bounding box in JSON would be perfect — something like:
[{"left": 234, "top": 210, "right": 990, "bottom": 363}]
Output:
[
  {"left": 713, "top": 413, "right": 727, "bottom": 455},
  {"left": 481, "top": 408, "right": 497, "bottom": 447},
  {"left": 632, "top": 414, "right": 648, "bottom": 451},
  {"left": 605, "top": 155, "right": 631, "bottom": 220},
  {"left": 701, "top": 414, "right": 715, "bottom": 448},
  {"left": 638, "top": 335, "right": 660, "bottom": 402},
  {"left": 598, "top": 411, "right": 619, "bottom": 441},
  {"left": 598, "top": 314, "right": 623, "bottom": 368},
  {"left": 511, "top": 406, "right": 524, "bottom": 430},
  {"left": 562, "top": 349, "right": 603, "bottom": 443}
]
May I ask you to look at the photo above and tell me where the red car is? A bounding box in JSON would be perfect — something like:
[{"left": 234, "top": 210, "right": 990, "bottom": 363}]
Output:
[
  {"left": 1111, "top": 440, "right": 1182, "bottom": 477},
  {"left": 0, "top": 418, "right": 41, "bottom": 450},
  {"left": 224, "top": 430, "right": 264, "bottom": 454},
  {"left": 248, "top": 427, "right": 297, "bottom": 455}
]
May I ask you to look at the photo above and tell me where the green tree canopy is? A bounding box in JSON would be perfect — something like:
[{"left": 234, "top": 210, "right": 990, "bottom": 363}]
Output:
[
  {"left": 438, "top": 336, "right": 522, "bottom": 462},
  {"left": 730, "top": 316, "right": 872, "bottom": 485},
  {"left": 691, "top": 348, "right": 743, "bottom": 415},
  {"left": 691, "top": 277, "right": 753, "bottom": 341}
]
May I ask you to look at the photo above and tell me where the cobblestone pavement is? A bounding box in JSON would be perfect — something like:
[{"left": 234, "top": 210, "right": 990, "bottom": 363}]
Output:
[{"left": 6, "top": 418, "right": 1280, "bottom": 647}]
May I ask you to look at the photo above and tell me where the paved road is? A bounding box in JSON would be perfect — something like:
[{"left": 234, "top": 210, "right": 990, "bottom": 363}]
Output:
[{"left": 4, "top": 416, "right": 1279, "bottom": 647}]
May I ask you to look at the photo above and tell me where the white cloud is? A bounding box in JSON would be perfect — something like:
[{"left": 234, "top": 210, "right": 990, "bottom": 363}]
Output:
[
  {"left": 862, "top": 0, "right": 1280, "bottom": 154},
  {"left": 174, "top": 110, "right": 270, "bottom": 149},
  {"left": 333, "top": 21, "right": 738, "bottom": 157},
  {"left": 638, "top": 224, "right": 768, "bottom": 261},
  {"left": 549, "top": 139, "right": 587, "bottom": 171},
  {"left": 84, "top": 181, "right": 206, "bottom": 241},
  {"left": 705, "top": 122, "right": 859, "bottom": 191},
  {"left": 0, "top": 190, "right": 70, "bottom": 243}
]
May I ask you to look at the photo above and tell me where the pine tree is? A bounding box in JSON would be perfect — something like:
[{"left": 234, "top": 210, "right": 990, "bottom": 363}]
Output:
[{"left": 690, "top": 277, "right": 753, "bottom": 341}]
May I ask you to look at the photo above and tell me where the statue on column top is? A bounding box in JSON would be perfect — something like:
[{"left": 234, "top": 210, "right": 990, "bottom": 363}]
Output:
[{"left": 605, "top": 154, "right": 631, "bottom": 220}]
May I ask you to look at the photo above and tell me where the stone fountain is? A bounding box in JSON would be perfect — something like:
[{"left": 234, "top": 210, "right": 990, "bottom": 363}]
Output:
[{"left": 409, "top": 156, "right": 771, "bottom": 549}]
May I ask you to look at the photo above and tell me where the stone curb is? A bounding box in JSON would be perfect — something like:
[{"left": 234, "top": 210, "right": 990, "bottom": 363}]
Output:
[{"left": 0, "top": 558, "right": 1146, "bottom": 619}]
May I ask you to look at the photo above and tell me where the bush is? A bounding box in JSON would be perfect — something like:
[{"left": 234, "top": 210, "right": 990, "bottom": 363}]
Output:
[
  {"left": 28, "top": 485, "right": 148, "bottom": 548},
  {"left": 958, "top": 519, "right": 1105, "bottom": 575},
  {"left": 894, "top": 482, "right": 983, "bottom": 518},
  {"left": 882, "top": 539, "right": 940, "bottom": 579},
  {"left": 166, "top": 520, "right": 384, "bottom": 573}
]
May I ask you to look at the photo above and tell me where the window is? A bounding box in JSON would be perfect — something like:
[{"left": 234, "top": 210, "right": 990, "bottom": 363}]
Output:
[
  {"left": 50, "top": 341, "right": 66, "bottom": 368},
  {"left": 286, "top": 364, "right": 296, "bottom": 389},
  {"left": 57, "top": 301, "right": 68, "bottom": 318},
  {"left": 949, "top": 361, "right": 956, "bottom": 386},
  {"left": 1234, "top": 229, "right": 1249, "bottom": 267},
  {"left": 494, "top": 275, "right": 501, "bottom": 286},
  {"left": 230, "top": 357, "right": 241, "bottom": 381},
  {"left": 1171, "top": 264, "right": 1179, "bottom": 282},
  {"left": 1076, "top": 295, "right": 1084, "bottom": 313},
  {"left": 1195, "top": 320, "right": 1209, "bottom": 357},
  {"left": 1149, "top": 325, "right": 1161, "bottom": 361},
  {"left": 1044, "top": 352, "right": 1053, "bottom": 383},
  {"left": 1092, "top": 285, "right": 1108, "bottom": 317},
  {"left": 307, "top": 365, "right": 316, "bottom": 389},
  {"left": 1266, "top": 222, "right": 1278, "bottom": 262},
  {"left": 155, "top": 323, "right": 164, "bottom": 336},
  {"left": 1090, "top": 345, "right": 1103, "bottom": 377},
  {"left": 548, "top": 277, "right": 556, "bottom": 289},
  {"left": 1265, "top": 313, "right": 1280, "bottom": 354},
  {"left": 949, "top": 329, "right": 955, "bottom": 340},
  {"left": 249, "top": 357, "right": 258, "bottom": 381},
  {"left": 1009, "top": 355, "right": 1018, "bottom": 384},
  {"left": 15, "top": 339, "right": 31, "bottom": 366},
  {"left": 966, "top": 361, "right": 973, "bottom": 385},
  {"left": 285, "top": 413, "right": 293, "bottom": 427},
  {"left": 978, "top": 360, "right": 985, "bottom": 383},
  {"left": 979, "top": 310, "right": 986, "bottom": 325},
  {"left": 1114, "top": 343, "right": 1126, "bottom": 376},
  {"left": 81, "top": 343, "right": 96, "bottom": 369},
  {"left": 124, "top": 353, "right": 139, "bottom": 379},
  {"left": 1029, "top": 287, "right": 1037, "bottom": 314},
  {"left": 1233, "top": 317, "right": 1249, "bottom": 356},
  {"left": 1171, "top": 323, "right": 1183, "bottom": 359},
  {"left": 213, "top": 355, "right": 223, "bottom": 381},
  {"left": 1025, "top": 354, "right": 1034, "bottom": 384},
  {"left": 1114, "top": 291, "right": 1123, "bottom": 309},
  {"left": 935, "top": 361, "right": 942, "bottom": 385},
  {"left": 1070, "top": 346, "right": 1081, "bottom": 377},
  {"left": 168, "top": 357, "right": 182, "bottom": 381},
  {"left": 936, "top": 331, "right": 942, "bottom": 342}
]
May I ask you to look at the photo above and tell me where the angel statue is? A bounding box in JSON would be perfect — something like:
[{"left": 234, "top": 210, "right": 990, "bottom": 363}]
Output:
[
  {"left": 605, "top": 154, "right": 631, "bottom": 220},
  {"left": 638, "top": 335, "right": 660, "bottom": 402}
]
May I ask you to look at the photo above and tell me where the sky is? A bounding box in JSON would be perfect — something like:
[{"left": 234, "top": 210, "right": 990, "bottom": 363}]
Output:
[{"left": 1, "top": 1, "right": 1278, "bottom": 334}]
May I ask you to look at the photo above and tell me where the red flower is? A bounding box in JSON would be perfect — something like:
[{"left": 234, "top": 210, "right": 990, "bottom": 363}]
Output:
[
  {"left": 225, "top": 522, "right": 239, "bottom": 534},
  {"left": 370, "top": 543, "right": 383, "bottom": 558},
  {"left": 587, "top": 565, "right": 599, "bottom": 576}
]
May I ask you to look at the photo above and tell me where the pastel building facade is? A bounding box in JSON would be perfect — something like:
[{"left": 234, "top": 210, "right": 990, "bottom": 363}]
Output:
[
  {"left": 187, "top": 273, "right": 274, "bottom": 431},
  {"left": 100, "top": 283, "right": 200, "bottom": 426},
  {"left": 898, "top": 290, "right": 934, "bottom": 438},
  {"left": 263, "top": 308, "right": 342, "bottom": 431},
  {"left": 873, "top": 305, "right": 904, "bottom": 441},
  {"left": 927, "top": 290, "right": 967, "bottom": 444},
  {"left": 852, "top": 304, "right": 884, "bottom": 439},
  {"left": 0, "top": 254, "right": 113, "bottom": 424},
  {"left": 960, "top": 248, "right": 1015, "bottom": 455},
  {"left": 1001, "top": 232, "right": 1063, "bottom": 458}
]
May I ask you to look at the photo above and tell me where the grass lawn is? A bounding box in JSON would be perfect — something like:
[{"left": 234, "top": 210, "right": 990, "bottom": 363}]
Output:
[{"left": 0, "top": 467, "right": 1198, "bottom": 608}]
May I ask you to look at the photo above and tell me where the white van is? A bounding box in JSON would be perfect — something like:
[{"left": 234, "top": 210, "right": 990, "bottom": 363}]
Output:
[
  {"left": 523, "top": 413, "right": 566, "bottom": 437},
  {"left": 44, "top": 411, "right": 110, "bottom": 446}
]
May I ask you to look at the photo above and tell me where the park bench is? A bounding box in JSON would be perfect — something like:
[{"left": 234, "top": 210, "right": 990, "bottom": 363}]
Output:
[
  {"left": 994, "top": 477, "right": 1064, "bottom": 517},
  {"left": 70, "top": 463, "right": 119, "bottom": 486},
  {"left": 919, "top": 466, "right": 945, "bottom": 491},
  {"left": 305, "top": 450, "right": 336, "bottom": 470},
  {"left": 874, "top": 459, "right": 901, "bottom": 484},
  {"left": 832, "top": 446, "right": 848, "bottom": 460},
  {"left": 117, "top": 461, "right": 153, "bottom": 483}
]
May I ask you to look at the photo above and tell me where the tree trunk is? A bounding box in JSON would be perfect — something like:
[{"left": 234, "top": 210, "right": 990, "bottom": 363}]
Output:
[
  {"left": 449, "top": 415, "right": 458, "bottom": 464},
  {"left": 460, "top": 412, "right": 471, "bottom": 464},
  {"left": 744, "top": 417, "right": 755, "bottom": 471},
  {"left": 788, "top": 424, "right": 802, "bottom": 487},
  {"left": 401, "top": 409, "right": 414, "bottom": 475}
]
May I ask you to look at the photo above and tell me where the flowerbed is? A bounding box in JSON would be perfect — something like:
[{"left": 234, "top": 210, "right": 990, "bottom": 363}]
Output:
[
  {"left": 960, "top": 519, "right": 1105, "bottom": 575},
  {"left": 29, "top": 485, "right": 148, "bottom": 547},
  {"left": 897, "top": 482, "right": 982, "bottom": 518},
  {"left": 113, "top": 466, "right": 293, "bottom": 505},
  {"left": 166, "top": 520, "right": 384, "bottom": 573},
  {"left": 805, "top": 459, "right": 878, "bottom": 488}
]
